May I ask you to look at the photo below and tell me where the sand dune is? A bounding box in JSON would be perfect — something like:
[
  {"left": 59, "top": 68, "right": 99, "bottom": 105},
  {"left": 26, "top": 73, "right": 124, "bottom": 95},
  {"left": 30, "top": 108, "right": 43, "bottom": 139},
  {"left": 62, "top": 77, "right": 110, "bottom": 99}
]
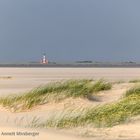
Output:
[{"left": 0, "top": 68, "right": 140, "bottom": 140}]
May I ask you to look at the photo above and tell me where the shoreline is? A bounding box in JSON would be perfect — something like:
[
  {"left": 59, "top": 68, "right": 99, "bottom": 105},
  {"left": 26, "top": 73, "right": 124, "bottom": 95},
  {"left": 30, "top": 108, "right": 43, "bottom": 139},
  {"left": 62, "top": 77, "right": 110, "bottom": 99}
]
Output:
[{"left": 0, "top": 63, "right": 140, "bottom": 68}]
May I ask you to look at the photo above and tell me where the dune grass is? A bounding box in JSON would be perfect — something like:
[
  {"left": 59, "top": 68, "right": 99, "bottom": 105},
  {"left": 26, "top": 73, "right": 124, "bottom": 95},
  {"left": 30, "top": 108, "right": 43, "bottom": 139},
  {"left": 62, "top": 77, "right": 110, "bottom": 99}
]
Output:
[
  {"left": 129, "top": 79, "right": 140, "bottom": 83},
  {"left": 33, "top": 86, "right": 140, "bottom": 128},
  {"left": 0, "top": 79, "right": 111, "bottom": 112},
  {"left": 125, "top": 86, "right": 140, "bottom": 97},
  {"left": 2, "top": 79, "right": 140, "bottom": 129}
]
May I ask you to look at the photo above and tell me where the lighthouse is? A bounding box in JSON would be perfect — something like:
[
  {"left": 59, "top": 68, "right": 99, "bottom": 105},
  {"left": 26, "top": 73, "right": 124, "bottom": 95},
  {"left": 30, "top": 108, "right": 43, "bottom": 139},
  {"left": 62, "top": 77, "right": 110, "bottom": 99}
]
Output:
[{"left": 41, "top": 53, "right": 48, "bottom": 64}]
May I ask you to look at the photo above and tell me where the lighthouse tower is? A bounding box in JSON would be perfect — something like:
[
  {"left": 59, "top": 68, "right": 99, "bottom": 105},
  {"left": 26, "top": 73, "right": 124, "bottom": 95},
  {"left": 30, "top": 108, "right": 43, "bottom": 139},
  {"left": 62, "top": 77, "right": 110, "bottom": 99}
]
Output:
[{"left": 41, "top": 53, "right": 48, "bottom": 64}]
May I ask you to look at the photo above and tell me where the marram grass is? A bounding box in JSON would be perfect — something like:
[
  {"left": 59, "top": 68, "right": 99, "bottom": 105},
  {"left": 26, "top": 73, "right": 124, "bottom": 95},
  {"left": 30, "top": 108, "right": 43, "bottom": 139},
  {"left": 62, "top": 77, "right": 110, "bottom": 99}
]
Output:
[
  {"left": 0, "top": 79, "right": 111, "bottom": 112},
  {"left": 129, "top": 79, "right": 140, "bottom": 83},
  {"left": 1, "top": 80, "right": 140, "bottom": 128},
  {"left": 33, "top": 87, "right": 140, "bottom": 128}
]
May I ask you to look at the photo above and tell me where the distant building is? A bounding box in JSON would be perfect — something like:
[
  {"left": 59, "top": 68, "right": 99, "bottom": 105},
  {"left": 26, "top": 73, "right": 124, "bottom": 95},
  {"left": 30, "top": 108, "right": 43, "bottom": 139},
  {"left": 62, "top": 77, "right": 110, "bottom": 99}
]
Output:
[{"left": 40, "top": 53, "right": 48, "bottom": 64}]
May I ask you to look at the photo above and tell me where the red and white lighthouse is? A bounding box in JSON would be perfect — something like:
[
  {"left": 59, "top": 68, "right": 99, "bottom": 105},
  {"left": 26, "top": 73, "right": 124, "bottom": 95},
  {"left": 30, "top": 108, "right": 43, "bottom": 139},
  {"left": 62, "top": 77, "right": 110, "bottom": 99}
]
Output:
[{"left": 41, "top": 53, "right": 48, "bottom": 64}]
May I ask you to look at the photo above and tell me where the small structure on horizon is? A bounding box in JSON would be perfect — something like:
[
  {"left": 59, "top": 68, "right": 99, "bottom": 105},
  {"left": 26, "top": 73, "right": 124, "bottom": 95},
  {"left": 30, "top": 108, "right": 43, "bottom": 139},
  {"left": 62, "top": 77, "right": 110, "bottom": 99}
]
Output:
[{"left": 40, "top": 53, "right": 48, "bottom": 64}]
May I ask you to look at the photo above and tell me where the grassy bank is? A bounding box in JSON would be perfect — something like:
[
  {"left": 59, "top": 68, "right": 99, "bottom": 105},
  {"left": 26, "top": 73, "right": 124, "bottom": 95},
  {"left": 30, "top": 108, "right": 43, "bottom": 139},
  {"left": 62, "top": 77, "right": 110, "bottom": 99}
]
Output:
[
  {"left": 34, "top": 86, "right": 140, "bottom": 128},
  {"left": 0, "top": 79, "right": 111, "bottom": 112}
]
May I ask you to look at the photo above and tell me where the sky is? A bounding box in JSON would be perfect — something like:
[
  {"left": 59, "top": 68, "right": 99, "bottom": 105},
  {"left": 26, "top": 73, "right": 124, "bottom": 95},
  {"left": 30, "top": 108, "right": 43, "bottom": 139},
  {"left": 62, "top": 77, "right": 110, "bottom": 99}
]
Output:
[{"left": 0, "top": 0, "right": 140, "bottom": 63}]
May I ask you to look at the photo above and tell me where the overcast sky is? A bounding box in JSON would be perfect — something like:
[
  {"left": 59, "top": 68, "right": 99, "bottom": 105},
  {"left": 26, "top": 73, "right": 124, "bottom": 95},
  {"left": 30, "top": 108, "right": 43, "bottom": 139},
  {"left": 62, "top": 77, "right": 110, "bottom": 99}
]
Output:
[{"left": 0, "top": 0, "right": 140, "bottom": 63}]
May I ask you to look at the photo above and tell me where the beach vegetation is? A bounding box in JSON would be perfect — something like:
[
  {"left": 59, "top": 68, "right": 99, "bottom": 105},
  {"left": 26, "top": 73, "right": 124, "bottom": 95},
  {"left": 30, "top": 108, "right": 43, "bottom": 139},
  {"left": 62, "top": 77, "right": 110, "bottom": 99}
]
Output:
[
  {"left": 33, "top": 86, "right": 140, "bottom": 128},
  {"left": 0, "top": 79, "right": 111, "bottom": 111}
]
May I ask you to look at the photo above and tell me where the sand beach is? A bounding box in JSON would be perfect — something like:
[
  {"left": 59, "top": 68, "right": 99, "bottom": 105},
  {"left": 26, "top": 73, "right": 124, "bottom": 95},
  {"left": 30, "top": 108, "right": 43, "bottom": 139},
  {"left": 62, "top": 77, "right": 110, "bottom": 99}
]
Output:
[{"left": 0, "top": 68, "right": 140, "bottom": 140}]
